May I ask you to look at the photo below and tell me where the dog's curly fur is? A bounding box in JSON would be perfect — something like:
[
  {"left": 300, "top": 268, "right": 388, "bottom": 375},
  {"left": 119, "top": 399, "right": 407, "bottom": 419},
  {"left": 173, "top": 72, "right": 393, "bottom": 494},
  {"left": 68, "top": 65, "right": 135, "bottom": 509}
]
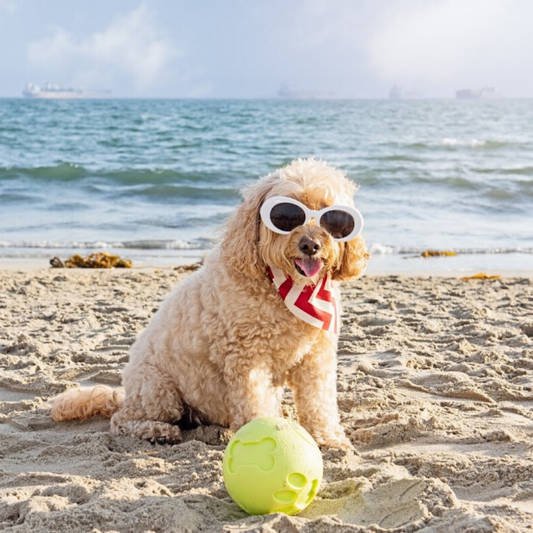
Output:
[{"left": 51, "top": 159, "right": 369, "bottom": 448}]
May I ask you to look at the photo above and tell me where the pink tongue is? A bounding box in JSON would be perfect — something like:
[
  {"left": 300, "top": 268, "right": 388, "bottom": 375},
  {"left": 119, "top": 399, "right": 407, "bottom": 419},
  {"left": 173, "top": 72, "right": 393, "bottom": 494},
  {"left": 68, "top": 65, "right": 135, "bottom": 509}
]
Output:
[{"left": 295, "top": 258, "right": 323, "bottom": 277}]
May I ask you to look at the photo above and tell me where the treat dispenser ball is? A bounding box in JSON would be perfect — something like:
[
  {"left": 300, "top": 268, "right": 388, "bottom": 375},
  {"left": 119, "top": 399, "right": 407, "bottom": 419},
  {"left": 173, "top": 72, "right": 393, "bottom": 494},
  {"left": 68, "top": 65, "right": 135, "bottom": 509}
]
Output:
[{"left": 222, "top": 417, "right": 323, "bottom": 515}]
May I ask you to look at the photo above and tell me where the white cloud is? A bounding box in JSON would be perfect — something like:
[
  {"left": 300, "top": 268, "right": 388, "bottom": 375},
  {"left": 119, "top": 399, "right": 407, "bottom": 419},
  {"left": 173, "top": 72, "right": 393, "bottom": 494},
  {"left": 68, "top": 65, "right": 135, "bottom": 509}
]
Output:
[
  {"left": 88, "top": 5, "right": 178, "bottom": 87},
  {"left": 368, "top": 1, "right": 501, "bottom": 82},
  {"left": 27, "top": 4, "right": 180, "bottom": 93},
  {"left": 366, "top": 0, "right": 533, "bottom": 95},
  {"left": 0, "top": 0, "right": 17, "bottom": 13}
]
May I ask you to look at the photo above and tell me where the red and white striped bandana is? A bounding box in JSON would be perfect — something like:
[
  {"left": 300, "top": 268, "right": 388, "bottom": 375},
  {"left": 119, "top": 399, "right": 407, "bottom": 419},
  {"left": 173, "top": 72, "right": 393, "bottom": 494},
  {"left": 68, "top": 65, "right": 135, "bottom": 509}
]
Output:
[{"left": 267, "top": 264, "right": 340, "bottom": 335}]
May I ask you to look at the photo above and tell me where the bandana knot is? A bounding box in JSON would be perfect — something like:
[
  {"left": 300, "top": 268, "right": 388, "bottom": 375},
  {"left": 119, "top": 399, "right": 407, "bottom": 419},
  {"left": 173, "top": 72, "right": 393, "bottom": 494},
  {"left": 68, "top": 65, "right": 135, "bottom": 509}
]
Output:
[{"left": 267, "top": 264, "right": 340, "bottom": 334}]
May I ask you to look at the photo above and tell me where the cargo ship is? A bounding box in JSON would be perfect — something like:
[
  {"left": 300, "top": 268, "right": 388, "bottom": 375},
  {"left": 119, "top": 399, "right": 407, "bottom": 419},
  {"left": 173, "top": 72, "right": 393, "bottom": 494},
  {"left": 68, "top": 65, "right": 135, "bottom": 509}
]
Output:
[
  {"left": 277, "top": 83, "right": 334, "bottom": 100},
  {"left": 456, "top": 87, "right": 502, "bottom": 99},
  {"left": 389, "top": 85, "right": 422, "bottom": 99},
  {"left": 22, "top": 83, "right": 110, "bottom": 99}
]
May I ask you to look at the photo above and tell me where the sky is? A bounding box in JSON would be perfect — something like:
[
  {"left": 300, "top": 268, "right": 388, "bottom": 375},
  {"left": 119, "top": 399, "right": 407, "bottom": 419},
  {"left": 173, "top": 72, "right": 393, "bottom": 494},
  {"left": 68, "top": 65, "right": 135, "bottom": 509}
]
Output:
[{"left": 1, "top": 0, "right": 532, "bottom": 99}]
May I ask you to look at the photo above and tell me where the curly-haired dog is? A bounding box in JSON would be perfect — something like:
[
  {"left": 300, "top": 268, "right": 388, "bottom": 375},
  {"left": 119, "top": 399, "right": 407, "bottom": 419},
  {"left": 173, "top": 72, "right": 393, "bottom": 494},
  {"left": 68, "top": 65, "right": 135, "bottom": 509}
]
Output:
[{"left": 51, "top": 159, "right": 369, "bottom": 449}]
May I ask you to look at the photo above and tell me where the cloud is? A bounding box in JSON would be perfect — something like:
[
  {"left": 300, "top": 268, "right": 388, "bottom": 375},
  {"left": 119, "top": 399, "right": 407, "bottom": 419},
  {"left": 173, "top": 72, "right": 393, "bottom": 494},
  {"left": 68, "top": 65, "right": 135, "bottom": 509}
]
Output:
[
  {"left": 0, "top": 0, "right": 17, "bottom": 13},
  {"left": 27, "top": 4, "right": 180, "bottom": 93},
  {"left": 365, "top": 0, "right": 533, "bottom": 95}
]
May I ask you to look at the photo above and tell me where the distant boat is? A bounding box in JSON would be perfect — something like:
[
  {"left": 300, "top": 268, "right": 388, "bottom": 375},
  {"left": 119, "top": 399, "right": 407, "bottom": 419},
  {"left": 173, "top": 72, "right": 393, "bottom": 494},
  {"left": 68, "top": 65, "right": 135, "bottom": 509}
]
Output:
[
  {"left": 456, "top": 87, "right": 502, "bottom": 99},
  {"left": 22, "top": 82, "right": 110, "bottom": 99},
  {"left": 277, "top": 83, "right": 334, "bottom": 100},
  {"left": 389, "top": 84, "right": 422, "bottom": 100}
]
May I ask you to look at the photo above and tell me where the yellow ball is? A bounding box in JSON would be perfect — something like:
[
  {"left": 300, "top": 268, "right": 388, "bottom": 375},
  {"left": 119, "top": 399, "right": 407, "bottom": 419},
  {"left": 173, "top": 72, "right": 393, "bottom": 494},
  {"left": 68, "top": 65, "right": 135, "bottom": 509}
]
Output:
[{"left": 222, "top": 417, "right": 323, "bottom": 515}]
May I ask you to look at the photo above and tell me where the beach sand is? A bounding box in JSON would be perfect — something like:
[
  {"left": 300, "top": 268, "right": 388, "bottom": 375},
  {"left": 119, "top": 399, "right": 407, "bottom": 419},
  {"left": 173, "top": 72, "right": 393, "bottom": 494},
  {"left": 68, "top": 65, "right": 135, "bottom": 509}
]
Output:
[{"left": 1, "top": 267, "right": 533, "bottom": 532}]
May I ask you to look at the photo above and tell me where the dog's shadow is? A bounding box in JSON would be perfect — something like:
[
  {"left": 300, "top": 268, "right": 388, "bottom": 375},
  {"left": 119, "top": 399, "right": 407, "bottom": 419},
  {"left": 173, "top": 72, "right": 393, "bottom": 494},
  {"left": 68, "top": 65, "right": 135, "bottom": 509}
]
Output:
[
  {"left": 181, "top": 423, "right": 234, "bottom": 446},
  {"left": 177, "top": 394, "right": 297, "bottom": 447}
]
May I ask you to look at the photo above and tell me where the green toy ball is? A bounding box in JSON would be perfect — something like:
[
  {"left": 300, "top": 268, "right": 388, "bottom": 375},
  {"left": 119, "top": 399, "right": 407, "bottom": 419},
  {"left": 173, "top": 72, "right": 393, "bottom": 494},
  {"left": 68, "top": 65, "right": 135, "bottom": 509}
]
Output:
[{"left": 222, "top": 417, "right": 323, "bottom": 516}]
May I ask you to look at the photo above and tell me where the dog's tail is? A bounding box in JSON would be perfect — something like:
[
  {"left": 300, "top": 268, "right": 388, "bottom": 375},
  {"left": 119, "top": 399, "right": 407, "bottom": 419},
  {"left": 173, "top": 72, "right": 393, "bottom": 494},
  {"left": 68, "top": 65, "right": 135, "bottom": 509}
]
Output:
[{"left": 50, "top": 385, "right": 125, "bottom": 422}]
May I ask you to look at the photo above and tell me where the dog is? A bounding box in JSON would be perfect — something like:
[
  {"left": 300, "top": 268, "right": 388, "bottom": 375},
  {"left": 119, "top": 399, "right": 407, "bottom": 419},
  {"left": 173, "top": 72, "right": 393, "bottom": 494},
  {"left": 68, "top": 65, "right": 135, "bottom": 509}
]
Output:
[{"left": 51, "top": 159, "right": 369, "bottom": 449}]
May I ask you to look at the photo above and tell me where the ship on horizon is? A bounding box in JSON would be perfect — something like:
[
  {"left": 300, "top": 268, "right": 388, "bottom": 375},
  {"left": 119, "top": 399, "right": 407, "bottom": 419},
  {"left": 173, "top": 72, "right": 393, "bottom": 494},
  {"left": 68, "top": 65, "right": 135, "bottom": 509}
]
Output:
[
  {"left": 456, "top": 87, "right": 502, "bottom": 99},
  {"left": 277, "top": 83, "right": 334, "bottom": 100},
  {"left": 389, "top": 84, "right": 422, "bottom": 100},
  {"left": 22, "top": 82, "right": 110, "bottom": 99}
]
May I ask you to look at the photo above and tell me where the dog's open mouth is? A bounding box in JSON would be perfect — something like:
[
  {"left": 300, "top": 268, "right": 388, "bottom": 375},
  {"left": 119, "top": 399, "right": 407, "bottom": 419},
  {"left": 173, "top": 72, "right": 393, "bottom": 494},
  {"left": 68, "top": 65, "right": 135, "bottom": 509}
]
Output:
[{"left": 294, "top": 257, "right": 323, "bottom": 278}]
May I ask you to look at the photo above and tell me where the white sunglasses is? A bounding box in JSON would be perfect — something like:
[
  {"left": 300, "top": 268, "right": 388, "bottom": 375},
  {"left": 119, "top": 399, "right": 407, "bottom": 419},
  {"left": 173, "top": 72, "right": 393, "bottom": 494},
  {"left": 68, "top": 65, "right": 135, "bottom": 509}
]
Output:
[{"left": 260, "top": 196, "right": 364, "bottom": 242}]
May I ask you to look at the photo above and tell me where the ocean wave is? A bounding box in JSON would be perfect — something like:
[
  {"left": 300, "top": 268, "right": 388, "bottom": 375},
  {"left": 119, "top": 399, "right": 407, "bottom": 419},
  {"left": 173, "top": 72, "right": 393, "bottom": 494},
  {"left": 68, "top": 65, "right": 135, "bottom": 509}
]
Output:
[
  {"left": 472, "top": 166, "right": 533, "bottom": 176},
  {"left": 358, "top": 172, "right": 533, "bottom": 202},
  {"left": 0, "top": 164, "right": 246, "bottom": 187},
  {"left": 411, "top": 175, "right": 480, "bottom": 190},
  {"left": 0, "top": 239, "right": 213, "bottom": 251},
  {"left": 440, "top": 138, "right": 510, "bottom": 149},
  {"left": 100, "top": 168, "right": 226, "bottom": 185},
  {"left": 1, "top": 240, "right": 530, "bottom": 256},
  {"left": 0, "top": 163, "right": 86, "bottom": 181},
  {"left": 405, "top": 138, "right": 519, "bottom": 150},
  {"left": 111, "top": 184, "right": 240, "bottom": 202},
  {"left": 374, "top": 154, "right": 423, "bottom": 163},
  {"left": 0, "top": 164, "right": 244, "bottom": 202},
  {"left": 368, "top": 243, "right": 533, "bottom": 256},
  {"left": 0, "top": 192, "right": 42, "bottom": 203}
]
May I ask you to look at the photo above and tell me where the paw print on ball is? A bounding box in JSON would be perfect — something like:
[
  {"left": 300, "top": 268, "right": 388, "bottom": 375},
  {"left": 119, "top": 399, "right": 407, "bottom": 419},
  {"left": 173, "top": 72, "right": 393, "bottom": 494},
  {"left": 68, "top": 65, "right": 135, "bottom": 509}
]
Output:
[
  {"left": 222, "top": 417, "right": 324, "bottom": 516},
  {"left": 273, "top": 473, "right": 320, "bottom": 508}
]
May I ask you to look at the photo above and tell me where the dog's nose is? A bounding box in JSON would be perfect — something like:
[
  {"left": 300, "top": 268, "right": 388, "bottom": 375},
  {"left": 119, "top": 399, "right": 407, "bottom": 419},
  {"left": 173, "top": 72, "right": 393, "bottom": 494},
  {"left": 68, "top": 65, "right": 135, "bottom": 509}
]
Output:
[{"left": 299, "top": 237, "right": 321, "bottom": 256}]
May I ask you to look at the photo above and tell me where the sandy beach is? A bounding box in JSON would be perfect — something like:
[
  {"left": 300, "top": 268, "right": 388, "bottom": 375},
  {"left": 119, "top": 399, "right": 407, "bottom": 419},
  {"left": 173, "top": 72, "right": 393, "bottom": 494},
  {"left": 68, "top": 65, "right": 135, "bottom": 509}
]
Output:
[{"left": 1, "top": 266, "right": 533, "bottom": 532}]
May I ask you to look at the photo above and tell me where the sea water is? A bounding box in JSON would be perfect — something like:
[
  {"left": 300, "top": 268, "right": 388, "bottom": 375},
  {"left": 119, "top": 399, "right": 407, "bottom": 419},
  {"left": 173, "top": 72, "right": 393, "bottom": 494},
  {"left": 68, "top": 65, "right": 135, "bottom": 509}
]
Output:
[{"left": 0, "top": 98, "right": 532, "bottom": 272}]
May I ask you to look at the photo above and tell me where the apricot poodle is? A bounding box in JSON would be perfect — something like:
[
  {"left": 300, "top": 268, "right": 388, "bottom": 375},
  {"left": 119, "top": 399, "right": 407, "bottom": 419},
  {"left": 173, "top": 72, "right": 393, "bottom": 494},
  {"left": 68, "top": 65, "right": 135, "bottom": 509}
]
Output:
[{"left": 51, "top": 159, "right": 369, "bottom": 449}]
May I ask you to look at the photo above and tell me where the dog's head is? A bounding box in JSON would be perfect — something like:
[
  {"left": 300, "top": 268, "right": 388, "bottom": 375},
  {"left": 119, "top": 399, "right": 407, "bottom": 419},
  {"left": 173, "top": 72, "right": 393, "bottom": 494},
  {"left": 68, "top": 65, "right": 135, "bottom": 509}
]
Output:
[{"left": 221, "top": 159, "right": 370, "bottom": 283}]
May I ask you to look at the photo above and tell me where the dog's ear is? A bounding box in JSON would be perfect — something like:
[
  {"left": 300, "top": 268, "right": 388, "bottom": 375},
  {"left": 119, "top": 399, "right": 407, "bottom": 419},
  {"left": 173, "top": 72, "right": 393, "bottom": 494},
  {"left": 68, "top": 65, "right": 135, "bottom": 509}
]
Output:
[
  {"left": 221, "top": 175, "right": 277, "bottom": 278},
  {"left": 332, "top": 235, "right": 370, "bottom": 281}
]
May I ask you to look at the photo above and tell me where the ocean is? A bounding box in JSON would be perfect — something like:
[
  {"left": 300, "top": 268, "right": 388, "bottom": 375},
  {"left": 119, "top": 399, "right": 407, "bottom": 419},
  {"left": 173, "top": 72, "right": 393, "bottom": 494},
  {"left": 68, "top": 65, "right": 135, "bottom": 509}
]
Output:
[{"left": 0, "top": 98, "right": 532, "bottom": 272}]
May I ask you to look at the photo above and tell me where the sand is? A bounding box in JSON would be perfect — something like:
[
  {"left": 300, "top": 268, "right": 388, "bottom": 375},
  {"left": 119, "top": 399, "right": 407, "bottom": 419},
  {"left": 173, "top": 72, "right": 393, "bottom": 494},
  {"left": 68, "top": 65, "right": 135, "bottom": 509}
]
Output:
[{"left": 1, "top": 267, "right": 533, "bottom": 532}]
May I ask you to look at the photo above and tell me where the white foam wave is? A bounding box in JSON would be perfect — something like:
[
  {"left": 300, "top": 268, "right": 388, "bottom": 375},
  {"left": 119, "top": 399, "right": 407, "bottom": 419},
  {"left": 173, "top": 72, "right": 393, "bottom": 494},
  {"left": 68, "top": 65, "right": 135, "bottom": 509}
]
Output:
[
  {"left": 439, "top": 137, "right": 512, "bottom": 149},
  {"left": 368, "top": 243, "right": 400, "bottom": 255},
  {"left": 441, "top": 138, "right": 487, "bottom": 148},
  {"left": 368, "top": 242, "right": 533, "bottom": 256},
  {"left": 0, "top": 240, "right": 210, "bottom": 251}
]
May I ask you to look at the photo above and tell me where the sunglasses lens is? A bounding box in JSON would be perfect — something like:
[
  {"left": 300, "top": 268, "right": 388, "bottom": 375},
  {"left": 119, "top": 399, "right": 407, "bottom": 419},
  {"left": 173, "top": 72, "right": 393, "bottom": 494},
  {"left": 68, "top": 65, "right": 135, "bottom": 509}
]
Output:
[
  {"left": 320, "top": 210, "right": 355, "bottom": 239},
  {"left": 269, "top": 203, "right": 306, "bottom": 232}
]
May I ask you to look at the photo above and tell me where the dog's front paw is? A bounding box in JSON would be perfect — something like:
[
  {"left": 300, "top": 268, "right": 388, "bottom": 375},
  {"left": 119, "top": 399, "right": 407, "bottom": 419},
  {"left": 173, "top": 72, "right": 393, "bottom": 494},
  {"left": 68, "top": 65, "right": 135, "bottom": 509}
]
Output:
[
  {"left": 336, "top": 438, "right": 355, "bottom": 452},
  {"left": 319, "top": 435, "right": 355, "bottom": 451},
  {"left": 146, "top": 424, "right": 183, "bottom": 445}
]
